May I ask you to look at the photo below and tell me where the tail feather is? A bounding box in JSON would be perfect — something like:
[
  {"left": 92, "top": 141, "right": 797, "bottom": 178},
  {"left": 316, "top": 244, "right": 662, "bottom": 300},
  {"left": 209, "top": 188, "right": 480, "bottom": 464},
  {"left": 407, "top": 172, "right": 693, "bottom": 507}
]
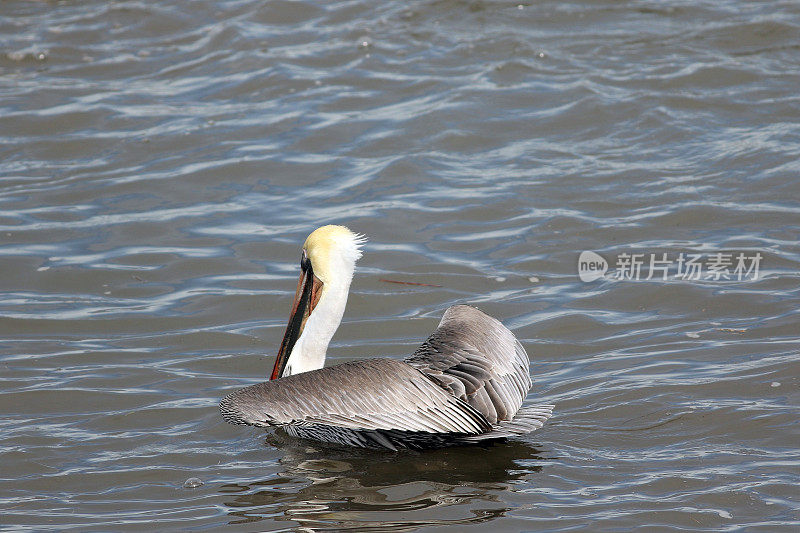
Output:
[{"left": 460, "top": 404, "right": 554, "bottom": 442}]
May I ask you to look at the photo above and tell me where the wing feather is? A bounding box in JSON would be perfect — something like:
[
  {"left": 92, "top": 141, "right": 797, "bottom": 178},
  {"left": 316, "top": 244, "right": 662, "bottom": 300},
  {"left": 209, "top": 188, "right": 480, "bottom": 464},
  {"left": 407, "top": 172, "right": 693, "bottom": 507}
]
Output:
[
  {"left": 404, "top": 305, "right": 532, "bottom": 425},
  {"left": 220, "top": 358, "right": 492, "bottom": 435}
]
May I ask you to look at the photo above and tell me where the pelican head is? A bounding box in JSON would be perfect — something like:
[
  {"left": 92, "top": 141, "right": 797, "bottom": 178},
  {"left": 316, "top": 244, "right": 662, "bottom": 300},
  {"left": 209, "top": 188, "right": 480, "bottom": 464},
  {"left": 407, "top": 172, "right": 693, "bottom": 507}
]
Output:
[{"left": 270, "top": 225, "right": 365, "bottom": 380}]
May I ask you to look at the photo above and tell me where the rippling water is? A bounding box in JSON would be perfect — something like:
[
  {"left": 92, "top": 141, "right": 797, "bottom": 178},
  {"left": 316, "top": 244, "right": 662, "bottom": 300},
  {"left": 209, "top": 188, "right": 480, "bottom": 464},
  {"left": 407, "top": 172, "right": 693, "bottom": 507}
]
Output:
[{"left": 2, "top": 0, "right": 799, "bottom": 530}]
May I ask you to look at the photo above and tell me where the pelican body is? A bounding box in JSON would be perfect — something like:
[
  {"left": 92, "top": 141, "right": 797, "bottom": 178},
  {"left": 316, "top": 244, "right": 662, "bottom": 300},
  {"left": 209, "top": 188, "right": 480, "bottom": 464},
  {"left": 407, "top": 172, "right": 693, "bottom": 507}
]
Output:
[{"left": 220, "top": 226, "right": 553, "bottom": 450}]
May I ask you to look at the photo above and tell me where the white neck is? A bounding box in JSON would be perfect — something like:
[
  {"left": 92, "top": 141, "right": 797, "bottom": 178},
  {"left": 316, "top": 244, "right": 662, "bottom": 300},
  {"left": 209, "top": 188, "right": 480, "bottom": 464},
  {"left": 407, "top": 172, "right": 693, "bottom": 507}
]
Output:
[{"left": 282, "top": 268, "right": 354, "bottom": 376}]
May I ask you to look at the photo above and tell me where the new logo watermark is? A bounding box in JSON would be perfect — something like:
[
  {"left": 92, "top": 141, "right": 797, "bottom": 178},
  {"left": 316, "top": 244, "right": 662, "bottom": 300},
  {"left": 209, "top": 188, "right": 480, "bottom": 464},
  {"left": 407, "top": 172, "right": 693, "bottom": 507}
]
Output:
[
  {"left": 578, "top": 251, "right": 608, "bottom": 282},
  {"left": 578, "top": 251, "right": 762, "bottom": 282}
]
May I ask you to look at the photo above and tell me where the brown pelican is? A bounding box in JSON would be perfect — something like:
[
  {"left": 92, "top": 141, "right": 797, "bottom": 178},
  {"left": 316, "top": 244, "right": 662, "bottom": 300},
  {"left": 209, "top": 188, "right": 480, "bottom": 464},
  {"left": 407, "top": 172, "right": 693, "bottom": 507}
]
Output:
[{"left": 220, "top": 225, "right": 553, "bottom": 450}]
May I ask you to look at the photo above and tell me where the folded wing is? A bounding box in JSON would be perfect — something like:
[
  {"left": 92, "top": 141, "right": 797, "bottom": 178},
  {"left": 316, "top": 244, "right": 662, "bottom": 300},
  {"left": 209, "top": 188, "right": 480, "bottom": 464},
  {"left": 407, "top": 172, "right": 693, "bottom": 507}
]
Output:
[
  {"left": 220, "top": 358, "right": 491, "bottom": 435},
  {"left": 404, "top": 305, "right": 532, "bottom": 425}
]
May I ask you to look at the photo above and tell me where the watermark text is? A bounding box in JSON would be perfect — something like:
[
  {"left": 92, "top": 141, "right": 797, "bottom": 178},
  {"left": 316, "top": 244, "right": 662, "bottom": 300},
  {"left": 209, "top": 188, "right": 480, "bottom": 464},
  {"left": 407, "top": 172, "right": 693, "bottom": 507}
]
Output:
[{"left": 579, "top": 251, "right": 762, "bottom": 282}]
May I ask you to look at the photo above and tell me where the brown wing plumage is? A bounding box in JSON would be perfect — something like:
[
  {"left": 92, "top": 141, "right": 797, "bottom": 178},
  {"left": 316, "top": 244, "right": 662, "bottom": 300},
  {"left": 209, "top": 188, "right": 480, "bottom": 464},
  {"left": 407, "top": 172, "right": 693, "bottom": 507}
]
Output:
[
  {"left": 220, "top": 358, "right": 491, "bottom": 435},
  {"left": 404, "top": 305, "right": 532, "bottom": 425}
]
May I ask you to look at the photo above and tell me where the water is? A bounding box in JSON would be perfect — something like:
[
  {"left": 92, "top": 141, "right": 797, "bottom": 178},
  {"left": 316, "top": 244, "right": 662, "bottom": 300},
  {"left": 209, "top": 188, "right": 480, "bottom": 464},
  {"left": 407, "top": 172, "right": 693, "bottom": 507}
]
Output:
[{"left": 2, "top": 0, "right": 799, "bottom": 530}]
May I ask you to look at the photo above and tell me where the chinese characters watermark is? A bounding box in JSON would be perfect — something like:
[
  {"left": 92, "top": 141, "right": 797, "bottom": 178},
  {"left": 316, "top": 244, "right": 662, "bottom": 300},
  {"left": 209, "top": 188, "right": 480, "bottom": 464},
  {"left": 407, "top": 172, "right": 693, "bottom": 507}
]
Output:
[{"left": 578, "top": 251, "right": 762, "bottom": 282}]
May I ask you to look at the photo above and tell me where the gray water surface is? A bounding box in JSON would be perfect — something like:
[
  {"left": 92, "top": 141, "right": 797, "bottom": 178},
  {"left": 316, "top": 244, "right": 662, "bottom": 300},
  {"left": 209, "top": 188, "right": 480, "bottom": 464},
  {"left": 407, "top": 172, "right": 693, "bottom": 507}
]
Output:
[{"left": 1, "top": 0, "right": 799, "bottom": 531}]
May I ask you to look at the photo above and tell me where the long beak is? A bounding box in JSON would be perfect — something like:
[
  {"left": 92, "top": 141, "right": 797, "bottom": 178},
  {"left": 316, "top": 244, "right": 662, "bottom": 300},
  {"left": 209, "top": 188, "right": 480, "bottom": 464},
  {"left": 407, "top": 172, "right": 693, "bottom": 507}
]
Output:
[{"left": 270, "top": 258, "right": 323, "bottom": 380}]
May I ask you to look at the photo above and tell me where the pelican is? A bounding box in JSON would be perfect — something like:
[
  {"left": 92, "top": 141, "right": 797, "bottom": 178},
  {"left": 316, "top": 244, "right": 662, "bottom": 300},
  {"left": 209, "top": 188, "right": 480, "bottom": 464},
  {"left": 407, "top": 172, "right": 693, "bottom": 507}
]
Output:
[{"left": 219, "top": 225, "right": 553, "bottom": 450}]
